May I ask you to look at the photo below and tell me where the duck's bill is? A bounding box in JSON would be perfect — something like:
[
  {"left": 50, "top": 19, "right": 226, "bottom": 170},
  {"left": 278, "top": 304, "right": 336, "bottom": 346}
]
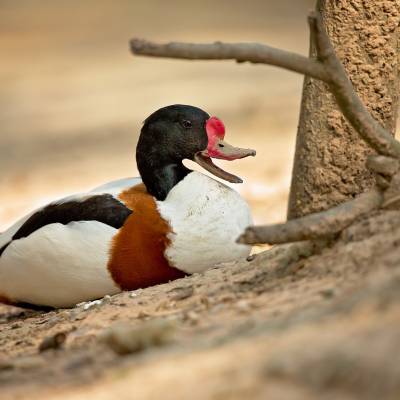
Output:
[
  {"left": 207, "top": 138, "right": 256, "bottom": 161},
  {"left": 194, "top": 141, "right": 256, "bottom": 183}
]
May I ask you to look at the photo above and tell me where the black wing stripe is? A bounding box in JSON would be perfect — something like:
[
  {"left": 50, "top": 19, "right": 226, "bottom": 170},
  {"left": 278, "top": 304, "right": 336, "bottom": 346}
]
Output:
[
  {"left": 0, "top": 244, "right": 8, "bottom": 257},
  {"left": 0, "top": 194, "right": 132, "bottom": 256}
]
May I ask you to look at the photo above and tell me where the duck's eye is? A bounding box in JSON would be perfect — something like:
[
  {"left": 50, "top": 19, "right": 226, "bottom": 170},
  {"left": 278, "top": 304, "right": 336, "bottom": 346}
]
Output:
[
  {"left": 218, "top": 143, "right": 225, "bottom": 148},
  {"left": 182, "top": 120, "right": 192, "bottom": 129}
]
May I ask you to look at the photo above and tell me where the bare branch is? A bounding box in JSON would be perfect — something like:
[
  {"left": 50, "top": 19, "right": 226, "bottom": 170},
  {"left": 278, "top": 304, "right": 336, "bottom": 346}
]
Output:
[
  {"left": 130, "top": 14, "right": 400, "bottom": 160},
  {"left": 237, "top": 188, "right": 383, "bottom": 245},
  {"left": 382, "top": 171, "right": 400, "bottom": 210},
  {"left": 308, "top": 13, "right": 400, "bottom": 158},
  {"left": 130, "top": 39, "right": 330, "bottom": 82},
  {"left": 366, "top": 155, "right": 400, "bottom": 177},
  {"left": 367, "top": 155, "right": 400, "bottom": 190}
]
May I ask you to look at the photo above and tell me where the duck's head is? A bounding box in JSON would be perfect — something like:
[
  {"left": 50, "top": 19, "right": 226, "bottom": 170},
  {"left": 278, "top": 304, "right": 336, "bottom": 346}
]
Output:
[{"left": 137, "top": 104, "right": 256, "bottom": 200}]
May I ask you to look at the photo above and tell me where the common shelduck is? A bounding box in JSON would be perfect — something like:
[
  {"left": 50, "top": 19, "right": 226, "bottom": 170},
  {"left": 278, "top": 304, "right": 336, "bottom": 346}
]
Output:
[{"left": 0, "top": 105, "right": 256, "bottom": 308}]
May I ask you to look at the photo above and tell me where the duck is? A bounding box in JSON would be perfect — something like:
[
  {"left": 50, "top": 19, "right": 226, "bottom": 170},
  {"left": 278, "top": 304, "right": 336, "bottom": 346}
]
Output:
[{"left": 0, "top": 104, "right": 256, "bottom": 308}]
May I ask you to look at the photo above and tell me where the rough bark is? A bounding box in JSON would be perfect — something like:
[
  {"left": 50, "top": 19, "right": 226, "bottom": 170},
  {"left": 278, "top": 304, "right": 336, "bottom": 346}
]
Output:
[{"left": 288, "top": 0, "right": 400, "bottom": 219}]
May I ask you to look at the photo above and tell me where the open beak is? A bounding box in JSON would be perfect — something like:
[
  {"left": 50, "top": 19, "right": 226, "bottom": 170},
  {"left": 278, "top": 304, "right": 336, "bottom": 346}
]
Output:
[{"left": 194, "top": 138, "right": 256, "bottom": 183}]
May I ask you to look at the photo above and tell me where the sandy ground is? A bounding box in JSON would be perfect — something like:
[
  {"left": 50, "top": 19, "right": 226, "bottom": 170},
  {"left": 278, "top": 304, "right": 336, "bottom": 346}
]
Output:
[
  {"left": 2, "top": 2, "right": 400, "bottom": 399},
  {"left": 1, "top": 210, "right": 400, "bottom": 400}
]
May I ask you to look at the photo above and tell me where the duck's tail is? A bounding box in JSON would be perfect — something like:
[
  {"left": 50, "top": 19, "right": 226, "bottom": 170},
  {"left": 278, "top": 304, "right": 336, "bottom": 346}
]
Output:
[
  {"left": 0, "top": 231, "right": 12, "bottom": 305},
  {"left": 0, "top": 233, "right": 10, "bottom": 257},
  {"left": 0, "top": 223, "right": 15, "bottom": 258},
  {"left": 0, "top": 245, "right": 11, "bottom": 305}
]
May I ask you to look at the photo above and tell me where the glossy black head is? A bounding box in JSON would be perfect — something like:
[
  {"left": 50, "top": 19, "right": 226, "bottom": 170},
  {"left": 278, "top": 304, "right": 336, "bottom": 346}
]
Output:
[{"left": 136, "top": 104, "right": 210, "bottom": 200}]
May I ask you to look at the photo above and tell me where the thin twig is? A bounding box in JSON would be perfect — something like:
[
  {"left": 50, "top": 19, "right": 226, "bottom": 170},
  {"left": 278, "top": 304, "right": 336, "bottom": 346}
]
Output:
[
  {"left": 366, "top": 155, "right": 400, "bottom": 177},
  {"left": 237, "top": 188, "right": 383, "bottom": 245},
  {"left": 130, "top": 39, "right": 330, "bottom": 82}
]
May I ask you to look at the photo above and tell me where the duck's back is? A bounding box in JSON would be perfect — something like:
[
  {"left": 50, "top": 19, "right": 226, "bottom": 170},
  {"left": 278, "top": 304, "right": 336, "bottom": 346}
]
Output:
[
  {"left": 0, "top": 178, "right": 139, "bottom": 307},
  {"left": 0, "top": 173, "right": 251, "bottom": 308}
]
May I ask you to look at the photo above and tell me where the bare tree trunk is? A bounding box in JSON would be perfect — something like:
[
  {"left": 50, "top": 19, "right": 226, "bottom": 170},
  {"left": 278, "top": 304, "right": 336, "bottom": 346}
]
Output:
[{"left": 288, "top": 0, "right": 399, "bottom": 219}]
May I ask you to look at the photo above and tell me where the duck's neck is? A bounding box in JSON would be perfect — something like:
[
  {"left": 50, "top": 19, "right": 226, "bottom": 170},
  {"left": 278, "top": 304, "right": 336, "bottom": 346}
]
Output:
[{"left": 137, "top": 156, "right": 191, "bottom": 201}]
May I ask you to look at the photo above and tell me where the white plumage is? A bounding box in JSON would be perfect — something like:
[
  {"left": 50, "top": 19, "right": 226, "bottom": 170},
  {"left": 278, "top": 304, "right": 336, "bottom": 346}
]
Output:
[
  {"left": 0, "top": 221, "right": 120, "bottom": 307},
  {"left": 159, "top": 172, "right": 252, "bottom": 273},
  {"left": 0, "top": 172, "right": 252, "bottom": 307}
]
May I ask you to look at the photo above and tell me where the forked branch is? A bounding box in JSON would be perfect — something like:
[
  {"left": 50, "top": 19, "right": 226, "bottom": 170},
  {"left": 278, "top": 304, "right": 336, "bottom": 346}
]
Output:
[
  {"left": 307, "top": 13, "right": 400, "bottom": 158},
  {"left": 131, "top": 13, "right": 400, "bottom": 159}
]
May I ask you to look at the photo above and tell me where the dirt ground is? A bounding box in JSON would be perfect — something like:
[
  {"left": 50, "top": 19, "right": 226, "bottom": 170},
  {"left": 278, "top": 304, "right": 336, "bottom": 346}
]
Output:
[
  {"left": 2, "top": 2, "right": 400, "bottom": 399},
  {"left": 1, "top": 209, "right": 400, "bottom": 400}
]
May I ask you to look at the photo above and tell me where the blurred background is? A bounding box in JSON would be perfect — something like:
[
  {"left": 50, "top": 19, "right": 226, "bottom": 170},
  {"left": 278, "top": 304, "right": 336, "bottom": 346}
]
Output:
[{"left": 0, "top": 0, "right": 315, "bottom": 230}]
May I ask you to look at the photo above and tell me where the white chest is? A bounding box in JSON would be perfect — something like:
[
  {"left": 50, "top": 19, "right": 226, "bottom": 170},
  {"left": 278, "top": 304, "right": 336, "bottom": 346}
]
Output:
[{"left": 157, "top": 172, "right": 252, "bottom": 273}]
